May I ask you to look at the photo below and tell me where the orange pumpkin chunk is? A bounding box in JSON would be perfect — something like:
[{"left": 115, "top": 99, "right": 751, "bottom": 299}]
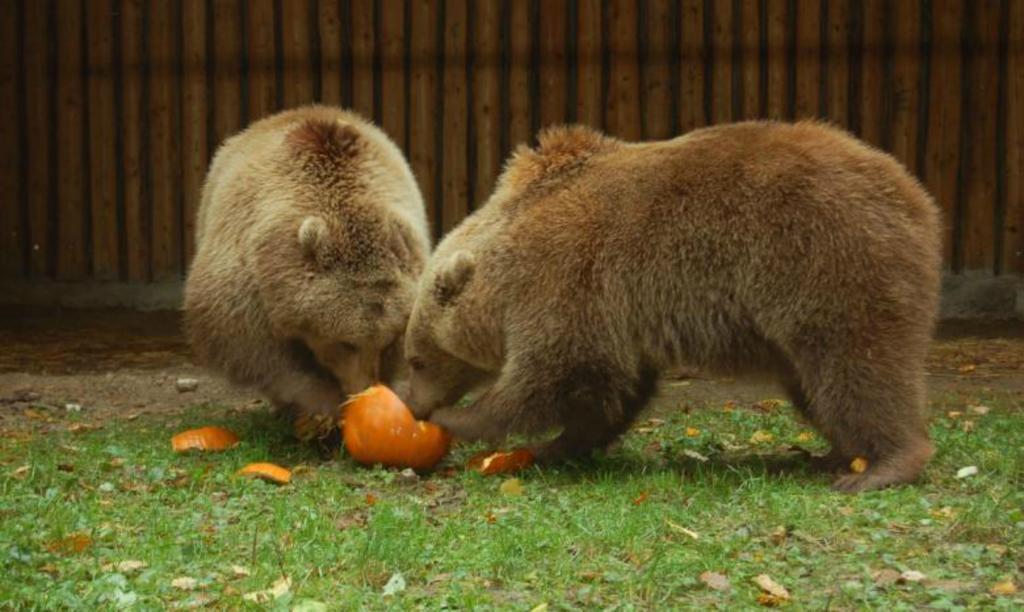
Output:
[
  {"left": 237, "top": 462, "right": 292, "bottom": 484},
  {"left": 341, "top": 385, "right": 451, "bottom": 471},
  {"left": 467, "top": 449, "right": 535, "bottom": 475},
  {"left": 171, "top": 426, "right": 240, "bottom": 452}
]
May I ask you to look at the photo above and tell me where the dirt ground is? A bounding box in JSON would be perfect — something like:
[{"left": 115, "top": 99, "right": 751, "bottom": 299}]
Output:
[{"left": 1, "top": 307, "right": 1022, "bottom": 432}]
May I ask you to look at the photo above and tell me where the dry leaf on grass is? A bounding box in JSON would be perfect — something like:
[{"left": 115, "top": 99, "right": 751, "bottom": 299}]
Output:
[
  {"left": 795, "top": 431, "right": 815, "bottom": 442},
  {"left": 967, "top": 404, "right": 991, "bottom": 415},
  {"left": 756, "top": 593, "right": 787, "bottom": 607},
  {"left": 685, "top": 427, "right": 701, "bottom": 437},
  {"left": 499, "top": 478, "right": 524, "bottom": 496},
  {"left": 681, "top": 449, "right": 709, "bottom": 462},
  {"left": 900, "top": 570, "right": 926, "bottom": 583},
  {"left": 957, "top": 364, "right": 976, "bottom": 374},
  {"left": 990, "top": 579, "right": 1017, "bottom": 595},
  {"left": 382, "top": 572, "right": 406, "bottom": 596},
  {"left": 666, "top": 520, "right": 699, "bottom": 540},
  {"left": 171, "top": 576, "right": 198, "bottom": 591},
  {"left": 633, "top": 492, "right": 650, "bottom": 505},
  {"left": 753, "top": 574, "right": 790, "bottom": 599},
  {"left": 68, "top": 423, "right": 101, "bottom": 434},
  {"left": 750, "top": 431, "right": 775, "bottom": 444},
  {"left": 116, "top": 560, "right": 147, "bottom": 573},
  {"left": 955, "top": 465, "right": 978, "bottom": 479},
  {"left": 873, "top": 568, "right": 902, "bottom": 587},
  {"left": 230, "top": 565, "right": 250, "bottom": 578},
  {"left": 9, "top": 465, "right": 30, "bottom": 480},
  {"left": 46, "top": 533, "right": 92, "bottom": 555},
  {"left": 243, "top": 576, "right": 291, "bottom": 603},
  {"left": 699, "top": 571, "right": 731, "bottom": 591}
]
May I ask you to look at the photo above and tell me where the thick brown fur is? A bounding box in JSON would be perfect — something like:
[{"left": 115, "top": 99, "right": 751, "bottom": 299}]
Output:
[
  {"left": 404, "top": 121, "right": 941, "bottom": 493},
  {"left": 185, "top": 105, "right": 430, "bottom": 440}
]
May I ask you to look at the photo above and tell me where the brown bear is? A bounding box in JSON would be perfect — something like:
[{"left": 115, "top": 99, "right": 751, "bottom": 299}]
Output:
[
  {"left": 185, "top": 105, "right": 430, "bottom": 441},
  {"left": 404, "top": 121, "right": 941, "bottom": 493}
]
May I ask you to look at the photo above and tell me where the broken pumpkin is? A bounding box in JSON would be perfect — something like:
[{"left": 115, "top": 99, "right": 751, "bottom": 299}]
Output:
[
  {"left": 467, "top": 449, "right": 535, "bottom": 475},
  {"left": 171, "top": 426, "right": 240, "bottom": 452},
  {"left": 341, "top": 385, "right": 451, "bottom": 470}
]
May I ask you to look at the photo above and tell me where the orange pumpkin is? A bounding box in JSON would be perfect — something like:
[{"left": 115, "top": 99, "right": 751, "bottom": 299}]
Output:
[
  {"left": 171, "top": 426, "right": 240, "bottom": 452},
  {"left": 238, "top": 462, "right": 292, "bottom": 484},
  {"left": 467, "top": 449, "right": 535, "bottom": 475},
  {"left": 341, "top": 385, "right": 451, "bottom": 470}
]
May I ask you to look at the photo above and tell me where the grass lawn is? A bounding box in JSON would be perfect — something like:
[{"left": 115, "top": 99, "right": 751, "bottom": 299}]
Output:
[{"left": 1, "top": 388, "right": 1021, "bottom": 610}]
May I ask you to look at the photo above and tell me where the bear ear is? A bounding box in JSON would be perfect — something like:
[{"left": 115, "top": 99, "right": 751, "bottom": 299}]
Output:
[
  {"left": 297, "top": 216, "right": 328, "bottom": 261},
  {"left": 433, "top": 251, "right": 476, "bottom": 306}
]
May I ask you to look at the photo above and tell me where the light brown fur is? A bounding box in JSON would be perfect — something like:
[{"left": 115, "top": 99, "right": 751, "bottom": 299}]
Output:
[
  {"left": 185, "top": 105, "right": 429, "bottom": 440},
  {"left": 404, "top": 121, "right": 941, "bottom": 493}
]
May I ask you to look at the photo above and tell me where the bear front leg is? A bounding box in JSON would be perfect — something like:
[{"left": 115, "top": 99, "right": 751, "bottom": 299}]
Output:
[{"left": 264, "top": 369, "right": 345, "bottom": 442}]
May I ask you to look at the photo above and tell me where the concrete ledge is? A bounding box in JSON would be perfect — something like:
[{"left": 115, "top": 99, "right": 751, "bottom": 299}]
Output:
[{"left": 1, "top": 272, "right": 1021, "bottom": 320}]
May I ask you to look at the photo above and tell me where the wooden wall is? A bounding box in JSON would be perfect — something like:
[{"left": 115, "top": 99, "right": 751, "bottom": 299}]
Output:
[{"left": 0, "top": 0, "right": 1021, "bottom": 286}]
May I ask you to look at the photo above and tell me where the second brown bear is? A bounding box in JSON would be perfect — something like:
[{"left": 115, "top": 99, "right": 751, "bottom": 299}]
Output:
[{"left": 404, "top": 121, "right": 941, "bottom": 493}]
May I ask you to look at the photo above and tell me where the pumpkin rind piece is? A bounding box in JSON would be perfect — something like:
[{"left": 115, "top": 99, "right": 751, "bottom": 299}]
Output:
[
  {"left": 237, "top": 462, "right": 292, "bottom": 484},
  {"left": 171, "top": 426, "right": 240, "bottom": 452}
]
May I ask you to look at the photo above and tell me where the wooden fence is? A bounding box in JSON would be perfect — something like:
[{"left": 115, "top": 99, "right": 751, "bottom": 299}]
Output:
[{"left": 0, "top": 0, "right": 1021, "bottom": 287}]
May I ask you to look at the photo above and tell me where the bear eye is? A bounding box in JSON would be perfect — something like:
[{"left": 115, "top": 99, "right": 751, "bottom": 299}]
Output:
[{"left": 409, "top": 357, "right": 426, "bottom": 372}]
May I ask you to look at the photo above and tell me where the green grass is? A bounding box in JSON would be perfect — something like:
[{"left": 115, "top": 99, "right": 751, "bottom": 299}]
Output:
[{"left": 1, "top": 393, "right": 1021, "bottom": 610}]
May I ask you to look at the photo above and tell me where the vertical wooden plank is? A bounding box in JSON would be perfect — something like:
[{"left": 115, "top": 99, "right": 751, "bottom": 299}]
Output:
[
  {"left": 607, "top": 0, "right": 640, "bottom": 139},
  {"left": 1006, "top": 0, "right": 1024, "bottom": 274},
  {"left": 826, "top": 0, "right": 850, "bottom": 127},
  {"left": 379, "top": 0, "right": 406, "bottom": 147},
  {"left": 0, "top": 2, "right": 24, "bottom": 278},
  {"left": 442, "top": 0, "right": 468, "bottom": 233},
  {"left": 963, "top": 2, "right": 1000, "bottom": 271},
  {"left": 249, "top": 0, "right": 278, "bottom": 121},
  {"left": 86, "top": 0, "right": 118, "bottom": 280},
  {"left": 148, "top": 0, "right": 180, "bottom": 281},
  {"left": 644, "top": 0, "right": 674, "bottom": 138},
  {"left": 318, "top": 0, "right": 343, "bottom": 106},
  {"left": 409, "top": 0, "right": 438, "bottom": 230},
  {"left": 508, "top": 0, "right": 532, "bottom": 148},
  {"left": 181, "top": 0, "right": 208, "bottom": 267},
  {"left": 793, "top": 0, "right": 820, "bottom": 119},
  {"left": 924, "top": 0, "right": 962, "bottom": 268},
  {"left": 859, "top": 0, "right": 885, "bottom": 147},
  {"left": 23, "top": 1, "right": 52, "bottom": 278},
  {"left": 740, "top": 0, "right": 761, "bottom": 119},
  {"left": 473, "top": 0, "right": 501, "bottom": 204},
  {"left": 679, "top": 0, "right": 705, "bottom": 131},
  {"left": 281, "top": 0, "right": 315, "bottom": 108},
  {"left": 213, "top": 0, "right": 242, "bottom": 145},
  {"left": 576, "top": 0, "right": 603, "bottom": 129},
  {"left": 709, "top": 0, "right": 732, "bottom": 123},
  {"left": 539, "top": 0, "right": 568, "bottom": 129},
  {"left": 352, "top": 0, "right": 376, "bottom": 119},
  {"left": 121, "top": 0, "right": 149, "bottom": 282},
  {"left": 56, "top": 0, "right": 87, "bottom": 280},
  {"left": 765, "top": 0, "right": 788, "bottom": 119},
  {"left": 889, "top": 0, "right": 920, "bottom": 174}
]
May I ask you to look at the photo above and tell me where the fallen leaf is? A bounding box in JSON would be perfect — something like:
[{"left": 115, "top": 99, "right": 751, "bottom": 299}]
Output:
[
  {"left": 795, "top": 431, "right": 815, "bottom": 442},
  {"left": 946, "top": 411, "right": 963, "bottom": 420},
  {"left": 292, "top": 600, "right": 329, "bottom": 612},
  {"left": 769, "top": 525, "right": 788, "bottom": 544},
  {"left": 46, "top": 533, "right": 92, "bottom": 555},
  {"left": 722, "top": 400, "right": 737, "bottom": 412},
  {"left": 242, "top": 576, "right": 291, "bottom": 603},
  {"left": 499, "top": 478, "right": 524, "bottom": 496},
  {"left": 68, "top": 423, "right": 100, "bottom": 434},
  {"left": 38, "top": 563, "right": 59, "bottom": 576},
  {"left": 57, "top": 463, "right": 74, "bottom": 473},
  {"left": 849, "top": 457, "right": 869, "bottom": 474},
  {"left": 955, "top": 465, "right": 978, "bottom": 479},
  {"left": 925, "top": 579, "right": 974, "bottom": 592},
  {"left": 753, "top": 574, "right": 790, "bottom": 599},
  {"left": 957, "top": 364, "right": 976, "bottom": 374},
  {"left": 753, "top": 399, "right": 785, "bottom": 412},
  {"left": 382, "top": 572, "right": 406, "bottom": 596},
  {"left": 930, "top": 506, "right": 956, "bottom": 519},
  {"left": 990, "top": 579, "right": 1017, "bottom": 595},
  {"left": 756, "top": 593, "right": 787, "bottom": 607},
  {"left": 967, "top": 404, "right": 991, "bottom": 415},
  {"left": 873, "top": 568, "right": 902, "bottom": 587},
  {"left": 750, "top": 431, "right": 775, "bottom": 444},
  {"left": 633, "top": 491, "right": 650, "bottom": 505},
  {"left": 699, "top": 571, "right": 731, "bottom": 591},
  {"left": 681, "top": 449, "right": 709, "bottom": 462},
  {"left": 116, "top": 560, "right": 147, "bottom": 573},
  {"left": 961, "top": 420, "right": 976, "bottom": 432},
  {"left": 230, "top": 565, "right": 250, "bottom": 578},
  {"left": 529, "top": 604, "right": 548, "bottom": 612},
  {"left": 666, "top": 520, "right": 699, "bottom": 539},
  {"left": 900, "top": 570, "right": 926, "bottom": 583},
  {"left": 365, "top": 493, "right": 378, "bottom": 506},
  {"left": 171, "top": 576, "right": 198, "bottom": 591},
  {"left": 685, "top": 427, "right": 701, "bottom": 437},
  {"left": 10, "top": 465, "right": 30, "bottom": 479}
]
